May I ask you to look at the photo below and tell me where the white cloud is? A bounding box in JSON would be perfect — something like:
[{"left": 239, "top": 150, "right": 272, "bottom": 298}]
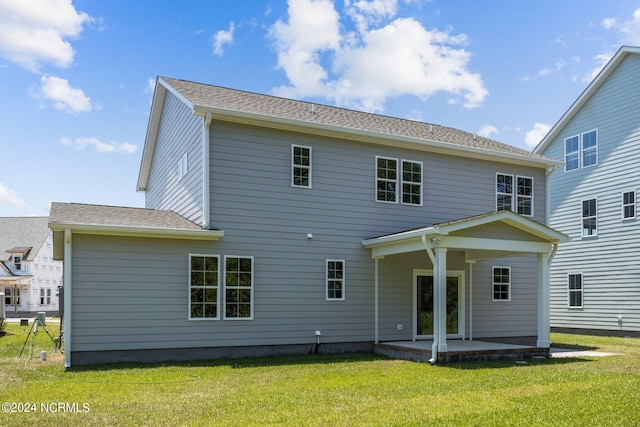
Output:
[
  {"left": 582, "top": 53, "right": 613, "bottom": 83},
  {"left": 477, "top": 124, "right": 498, "bottom": 138},
  {"left": 525, "top": 123, "right": 551, "bottom": 148},
  {"left": 0, "top": 182, "right": 27, "bottom": 208},
  {"left": 60, "top": 137, "right": 137, "bottom": 154},
  {"left": 601, "top": 17, "right": 616, "bottom": 30},
  {"left": 0, "top": 0, "right": 91, "bottom": 72},
  {"left": 212, "top": 21, "right": 235, "bottom": 56},
  {"left": 270, "top": 0, "right": 487, "bottom": 113},
  {"left": 617, "top": 8, "right": 640, "bottom": 45},
  {"left": 538, "top": 60, "right": 566, "bottom": 77},
  {"left": 33, "top": 75, "right": 92, "bottom": 114}
]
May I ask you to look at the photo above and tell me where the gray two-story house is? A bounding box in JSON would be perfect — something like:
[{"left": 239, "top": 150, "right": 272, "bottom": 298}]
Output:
[
  {"left": 535, "top": 45, "right": 640, "bottom": 336},
  {"left": 50, "top": 77, "right": 567, "bottom": 367}
]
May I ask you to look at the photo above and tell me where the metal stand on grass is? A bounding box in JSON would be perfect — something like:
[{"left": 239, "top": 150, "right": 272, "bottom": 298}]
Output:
[{"left": 19, "top": 316, "right": 61, "bottom": 357}]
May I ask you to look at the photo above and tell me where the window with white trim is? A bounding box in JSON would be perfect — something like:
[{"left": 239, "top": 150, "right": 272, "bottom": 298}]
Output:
[
  {"left": 14, "top": 256, "right": 21, "bottom": 271},
  {"left": 224, "top": 256, "right": 253, "bottom": 319},
  {"left": 492, "top": 266, "right": 511, "bottom": 301},
  {"left": 564, "top": 130, "right": 598, "bottom": 172},
  {"left": 4, "top": 287, "right": 19, "bottom": 306},
  {"left": 496, "top": 174, "right": 533, "bottom": 216},
  {"left": 327, "top": 260, "right": 345, "bottom": 300},
  {"left": 568, "top": 273, "right": 583, "bottom": 307},
  {"left": 376, "top": 156, "right": 397, "bottom": 203},
  {"left": 189, "top": 255, "right": 220, "bottom": 319},
  {"left": 622, "top": 191, "right": 636, "bottom": 220},
  {"left": 292, "top": 145, "right": 311, "bottom": 188},
  {"left": 582, "top": 198, "right": 597, "bottom": 237},
  {"left": 376, "top": 156, "right": 422, "bottom": 205},
  {"left": 402, "top": 160, "right": 423, "bottom": 205},
  {"left": 46, "top": 288, "right": 51, "bottom": 305},
  {"left": 40, "top": 288, "right": 45, "bottom": 305},
  {"left": 178, "top": 152, "right": 188, "bottom": 180}
]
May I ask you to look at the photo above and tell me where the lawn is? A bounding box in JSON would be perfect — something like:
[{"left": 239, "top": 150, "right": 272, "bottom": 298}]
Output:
[{"left": 1, "top": 321, "right": 639, "bottom": 426}]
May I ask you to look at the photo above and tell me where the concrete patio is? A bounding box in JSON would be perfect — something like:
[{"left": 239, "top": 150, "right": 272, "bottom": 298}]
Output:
[{"left": 375, "top": 340, "right": 549, "bottom": 364}]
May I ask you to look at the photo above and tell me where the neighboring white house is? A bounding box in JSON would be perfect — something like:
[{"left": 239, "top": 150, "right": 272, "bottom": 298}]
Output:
[
  {"left": 0, "top": 217, "right": 62, "bottom": 317},
  {"left": 535, "top": 45, "right": 640, "bottom": 335}
]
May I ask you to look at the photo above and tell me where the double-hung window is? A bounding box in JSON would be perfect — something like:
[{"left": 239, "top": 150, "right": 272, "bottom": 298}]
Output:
[
  {"left": 564, "top": 130, "right": 597, "bottom": 172},
  {"left": 14, "top": 256, "right": 21, "bottom": 271},
  {"left": 376, "top": 156, "right": 422, "bottom": 205},
  {"left": 568, "top": 273, "right": 583, "bottom": 308},
  {"left": 622, "top": 191, "right": 636, "bottom": 220},
  {"left": 496, "top": 174, "right": 533, "bottom": 216},
  {"left": 582, "top": 198, "right": 597, "bottom": 237},
  {"left": 189, "top": 255, "right": 220, "bottom": 319},
  {"left": 492, "top": 266, "right": 511, "bottom": 301},
  {"left": 292, "top": 145, "right": 311, "bottom": 188},
  {"left": 326, "top": 260, "right": 345, "bottom": 300},
  {"left": 224, "top": 256, "right": 253, "bottom": 319},
  {"left": 376, "top": 156, "right": 398, "bottom": 203}
]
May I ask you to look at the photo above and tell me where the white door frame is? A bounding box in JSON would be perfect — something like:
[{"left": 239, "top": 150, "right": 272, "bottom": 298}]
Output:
[{"left": 412, "top": 269, "right": 465, "bottom": 341}]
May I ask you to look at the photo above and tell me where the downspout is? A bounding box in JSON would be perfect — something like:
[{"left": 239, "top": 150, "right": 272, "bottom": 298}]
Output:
[
  {"left": 374, "top": 257, "right": 379, "bottom": 344},
  {"left": 421, "top": 235, "right": 439, "bottom": 364},
  {"left": 545, "top": 166, "right": 557, "bottom": 227},
  {"left": 63, "top": 229, "right": 72, "bottom": 368},
  {"left": 202, "top": 113, "right": 213, "bottom": 229}
]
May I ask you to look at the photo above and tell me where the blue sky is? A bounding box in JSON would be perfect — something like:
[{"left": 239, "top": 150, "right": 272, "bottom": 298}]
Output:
[{"left": 1, "top": 0, "right": 640, "bottom": 217}]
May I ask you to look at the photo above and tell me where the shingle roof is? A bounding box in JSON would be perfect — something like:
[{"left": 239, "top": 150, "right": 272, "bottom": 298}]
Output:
[
  {"left": 160, "top": 76, "right": 547, "bottom": 160},
  {"left": 0, "top": 217, "right": 50, "bottom": 261},
  {"left": 49, "top": 202, "right": 204, "bottom": 230}
]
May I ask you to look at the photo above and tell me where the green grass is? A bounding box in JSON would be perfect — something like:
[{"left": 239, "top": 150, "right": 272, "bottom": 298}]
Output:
[{"left": 1, "top": 322, "right": 640, "bottom": 426}]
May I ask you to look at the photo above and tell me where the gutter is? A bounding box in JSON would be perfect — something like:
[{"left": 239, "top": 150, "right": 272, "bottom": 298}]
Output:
[{"left": 48, "top": 223, "right": 224, "bottom": 241}]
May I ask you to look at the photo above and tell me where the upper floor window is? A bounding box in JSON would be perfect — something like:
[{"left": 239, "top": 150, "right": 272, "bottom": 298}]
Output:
[
  {"left": 496, "top": 174, "right": 533, "bottom": 216},
  {"left": 189, "top": 255, "right": 220, "bottom": 320},
  {"left": 565, "top": 129, "right": 597, "bottom": 172},
  {"left": 327, "top": 259, "right": 345, "bottom": 300},
  {"left": 292, "top": 145, "right": 312, "bottom": 188},
  {"left": 13, "top": 256, "right": 21, "bottom": 271},
  {"left": 492, "top": 266, "right": 511, "bottom": 301},
  {"left": 402, "top": 161, "right": 422, "bottom": 205},
  {"left": 376, "top": 156, "right": 397, "bottom": 203},
  {"left": 178, "top": 152, "right": 188, "bottom": 180},
  {"left": 376, "top": 156, "right": 422, "bottom": 205},
  {"left": 622, "top": 191, "right": 636, "bottom": 220},
  {"left": 582, "top": 198, "right": 597, "bottom": 237},
  {"left": 568, "top": 273, "right": 583, "bottom": 308}
]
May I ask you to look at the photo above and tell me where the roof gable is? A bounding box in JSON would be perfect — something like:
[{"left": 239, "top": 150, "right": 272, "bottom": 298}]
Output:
[
  {"left": 137, "top": 76, "right": 560, "bottom": 191},
  {"left": 535, "top": 45, "right": 640, "bottom": 153},
  {"left": 0, "top": 217, "right": 50, "bottom": 261}
]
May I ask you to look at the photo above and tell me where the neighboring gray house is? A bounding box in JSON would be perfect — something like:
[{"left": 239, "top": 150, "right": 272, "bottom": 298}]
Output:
[
  {"left": 50, "top": 76, "right": 567, "bottom": 367},
  {"left": 535, "top": 45, "right": 640, "bottom": 336},
  {"left": 0, "top": 217, "right": 62, "bottom": 317}
]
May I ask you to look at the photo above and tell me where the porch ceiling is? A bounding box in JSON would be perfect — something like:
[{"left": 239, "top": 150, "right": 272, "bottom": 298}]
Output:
[{"left": 361, "top": 211, "right": 569, "bottom": 260}]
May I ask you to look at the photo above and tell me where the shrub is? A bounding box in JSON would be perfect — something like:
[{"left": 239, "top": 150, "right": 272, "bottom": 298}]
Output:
[{"left": 0, "top": 318, "right": 5, "bottom": 336}]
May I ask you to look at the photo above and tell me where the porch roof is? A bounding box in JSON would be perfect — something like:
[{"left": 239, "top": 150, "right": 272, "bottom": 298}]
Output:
[{"left": 362, "top": 211, "right": 569, "bottom": 260}]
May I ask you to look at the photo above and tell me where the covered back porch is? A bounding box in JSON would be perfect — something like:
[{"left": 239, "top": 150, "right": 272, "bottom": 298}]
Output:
[{"left": 362, "top": 211, "right": 568, "bottom": 364}]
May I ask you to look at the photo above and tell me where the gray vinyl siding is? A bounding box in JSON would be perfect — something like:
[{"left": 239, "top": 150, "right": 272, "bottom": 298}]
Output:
[
  {"left": 145, "top": 91, "right": 204, "bottom": 225},
  {"left": 542, "top": 54, "right": 640, "bottom": 332}
]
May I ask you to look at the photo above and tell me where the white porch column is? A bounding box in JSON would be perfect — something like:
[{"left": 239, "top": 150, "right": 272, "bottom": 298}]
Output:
[
  {"left": 435, "top": 247, "right": 448, "bottom": 353},
  {"left": 537, "top": 252, "right": 551, "bottom": 348}
]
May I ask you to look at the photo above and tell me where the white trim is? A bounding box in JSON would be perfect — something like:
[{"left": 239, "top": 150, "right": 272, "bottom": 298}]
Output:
[
  {"left": 412, "top": 269, "right": 465, "bottom": 340},
  {"left": 223, "top": 255, "right": 254, "bottom": 320},
  {"left": 564, "top": 134, "right": 580, "bottom": 172},
  {"left": 400, "top": 159, "right": 423, "bottom": 206},
  {"left": 326, "top": 259, "right": 346, "bottom": 301},
  {"left": 375, "top": 156, "right": 398, "bottom": 204},
  {"left": 291, "top": 144, "right": 312, "bottom": 188},
  {"left": 63, "top": 229, "right": 72, "bottom": 368},
  {"left": 580, "top": 197, "right": 598, "bottom": 238},
  {"left": 187, "top": 254, "right": 220, "bottom": 321},
  {"left": 516, "top": 175, "right": 534, "bottom": 217},
  {"left": 491, "top": 266, "right": 511, "bottom": 302},
  {"left": 622, "top": 189, "right": 636, "bottom": 220},
  {"left": 177, "top": 152, "right": 188, "bottom": 180},
  {"left": 203, "top": 113, "right": 212, "bottom": 229},
  {"left": 567, "top": 272, "right": 584, "bottom": 308},
  {"left": 496, "top": 172, "right": 514, "bottom": 212},
  {"left": 581, "top": 129, "right": 598, "bottom": 169},
  {"left": 49, "top": 223, "right": 224, "bottom": 241}
]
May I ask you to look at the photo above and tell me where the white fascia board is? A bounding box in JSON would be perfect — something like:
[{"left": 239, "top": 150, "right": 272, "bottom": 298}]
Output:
[
  {"left": 193, "top": 106, "right": 561, "bottom": 169},
  {"left": 48, "top": 223, "right": 224, "bottom": 241}
]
